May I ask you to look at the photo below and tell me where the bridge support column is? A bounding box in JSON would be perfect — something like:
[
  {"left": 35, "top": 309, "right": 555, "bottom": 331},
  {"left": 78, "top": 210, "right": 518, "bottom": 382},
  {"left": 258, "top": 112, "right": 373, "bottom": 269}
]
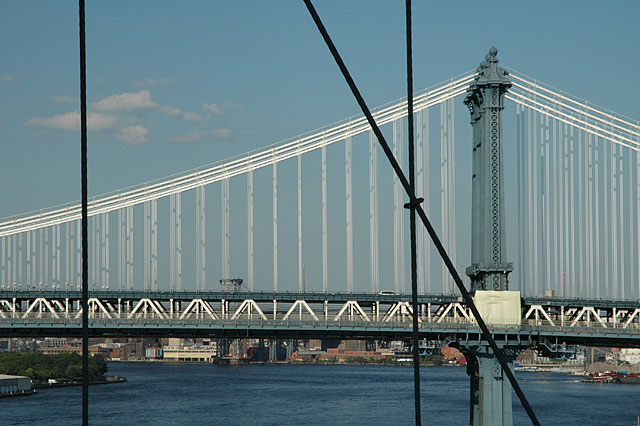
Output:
[
  {"left": 464, "top": 48, "right": 513, "bottom": 291},
  {"left": 460, "top": 344, "right": 516, "bottom": 426},
  {"left": 286, "top": 339, "right": 295, "bottom": 360},
  {"left": 269, "top": 340, "right": 277, "bottom": 362}
]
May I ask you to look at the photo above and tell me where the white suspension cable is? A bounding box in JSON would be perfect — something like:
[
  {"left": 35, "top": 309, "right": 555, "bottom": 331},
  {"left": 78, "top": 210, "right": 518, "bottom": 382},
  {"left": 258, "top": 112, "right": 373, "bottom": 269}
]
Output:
[
  {"left": 0, "top": 73, "right": 474, "bottom": 237},
  {"left": 509, "top": 72, "right": 640, "bottom": 133},
  {"left": 507, "top": 93, "right": 640, "bottom": 151}
]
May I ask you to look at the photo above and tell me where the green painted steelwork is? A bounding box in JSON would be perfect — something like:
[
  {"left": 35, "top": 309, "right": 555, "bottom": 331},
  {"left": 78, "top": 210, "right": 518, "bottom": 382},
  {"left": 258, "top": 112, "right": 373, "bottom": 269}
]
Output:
[{"left": 464, "top": 47, "right": 514, "bottom": 291}]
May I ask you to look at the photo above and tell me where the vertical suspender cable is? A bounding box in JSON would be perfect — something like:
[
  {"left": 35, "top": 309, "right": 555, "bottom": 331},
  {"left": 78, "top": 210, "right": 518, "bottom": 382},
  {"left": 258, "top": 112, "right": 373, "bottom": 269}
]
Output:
[
  {"left": 273, "top": 162, "right": 278, "bottom": 293},
  {"left": 9, "top": 235, "right": 13, "bottom": 288},
  {"left": 533, "top": 111, "right": 539, "bottom": 296},
  {"left": 423, "top": 109, "right": 430, "bottom": 294},
  {"left": 619, "top": 143, "right": 625, "bottom": 299},
  {"left": 151, "top": 200, "right": 157, "bottom": 291},
  {"left": 78, "top": 0, "right": 89, "bottom": 423},
  {"left": 369, "top": 131, "right": 379, "bottom": 294},
  {"left": 27, "top": 231, "right": 32, "bottom": 290},
  {"left": 394, "top": 119, "right": 404, "bottom": 294},
  {"left": 100, "top": 215, "right": 105, "bottom": 289},
  {"left": 588, "top": 132, "right": 594, "bottom": 297},
  {"left": 177, "top": 193, "right": 181, "bottom": 292},
  {"left": 196, "top": 190, "right": 200, "bottom": 291},
  {"left": 449, "top": 99, "right": 456, "bottom": 293},
  {"left": 345, "top": 137, "right": 353, "bottom": 293},
  {"left": 404, "top": 1, "right": 422, "bottom": 423},
  {"left": 440, "top": 105, "right": 447, "bottom": 292},
  {"left": 612, "top": 143, "right": 618, "bottom": 299},
  {"left": 222, "top": 178, "right": 230, "bottom": 280},
  {"left": 32, "top": 231, "right": 37, "bottom": 289},
  {"left": 65, "top": 225, "right": 69, "bottom": 290},
  {"left": 51, "top": 226, "right": 56, "bottom": 288},
  {"left": 144, "top": 202, "right": 149, "bottom": 290},
  {"left": 544, "top": 115, "right": 550, "bottom": 293},
  {"left": 119, "top": 208, "right": 123, "bottom": 291},
  {"left": 77, "top": 220, "right": 82, "bottom": 289},
  {"left": 18, "top": 233, "right": 23, "bottom": 289},
  {"left": 552, "top": 120, "right": 558, "bottom": 294},
  {"left": 563, "top": 123, "right": 568, "bottom": 297},
  {"left": 416, "top": 112, "right": 425, "bottom": 294},
  {"left": 106, "top": 214, "right": 110, "bottom": 290},
  {"left": 170, "top": 196, "right": 175, "bottom": 291},
  {"left": 631, "top": 149, "right": 637, "bottom": 299},
  {"left": 298, "top": 154, "right": 303, "bottom": 293},
  {"left": 594, "top": 135, "right": 600, "bottom": 298},
  {"left": 528, "top": 108, "right": 534, "bottom": 295},
  {"left": 27, "top": 231, "right": 31, "bottom": 289},
  {"left": 248, "top": 170, "right": 254, "bottom": 292},
  {"left": 127, "top": 208, "right": 133, "bottom": 290},
  {"left": 322, "top": 145, "right": 328, "bottom": 293},
  {"left": 517, "top": 104, "right": 522, "bottom": 291},
  {"left": 570, "top": 126, "right": 576, "bottom": 298}
]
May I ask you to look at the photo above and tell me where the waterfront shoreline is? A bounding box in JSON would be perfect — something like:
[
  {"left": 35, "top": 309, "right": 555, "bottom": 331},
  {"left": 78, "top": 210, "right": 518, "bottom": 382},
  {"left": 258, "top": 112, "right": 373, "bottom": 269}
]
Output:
[{"left": 33, "top": 376, "right": 126, "bottom": 390}]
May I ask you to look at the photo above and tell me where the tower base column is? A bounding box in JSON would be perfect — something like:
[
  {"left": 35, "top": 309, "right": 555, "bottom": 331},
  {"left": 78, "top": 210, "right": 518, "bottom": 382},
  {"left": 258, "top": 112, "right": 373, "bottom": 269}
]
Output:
[{"left": 460, "top": 343, "right": 516, "bottom": 426}]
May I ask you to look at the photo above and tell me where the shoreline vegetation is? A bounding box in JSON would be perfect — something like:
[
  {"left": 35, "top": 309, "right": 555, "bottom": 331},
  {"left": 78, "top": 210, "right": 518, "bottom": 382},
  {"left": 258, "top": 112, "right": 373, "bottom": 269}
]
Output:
[{"left": 0, "top": 352, "right": 110, "bottom": 385}]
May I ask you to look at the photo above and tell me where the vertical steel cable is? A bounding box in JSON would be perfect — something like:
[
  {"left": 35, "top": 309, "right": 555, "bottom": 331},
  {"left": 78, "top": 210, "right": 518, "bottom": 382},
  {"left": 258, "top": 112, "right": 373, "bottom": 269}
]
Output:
[
  {"left": 78, "top": 0, "right": 89, "bottom": 424},
  {"left": 404, "top": 1, "right": 422, "bottom": 424}
]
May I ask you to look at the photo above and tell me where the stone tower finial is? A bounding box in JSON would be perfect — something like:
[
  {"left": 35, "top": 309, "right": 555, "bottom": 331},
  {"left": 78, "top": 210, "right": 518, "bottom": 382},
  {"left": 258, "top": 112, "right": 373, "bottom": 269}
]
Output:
[{"left": 487, "top": 47, "right": 498, "bottom": 61}]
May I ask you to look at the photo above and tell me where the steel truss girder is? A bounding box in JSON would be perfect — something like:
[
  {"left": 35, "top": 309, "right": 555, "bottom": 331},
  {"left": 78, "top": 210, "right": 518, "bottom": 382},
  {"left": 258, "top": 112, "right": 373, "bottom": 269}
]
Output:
[{"left": 2, "top": 293, "right": 640, "bottom": 337}]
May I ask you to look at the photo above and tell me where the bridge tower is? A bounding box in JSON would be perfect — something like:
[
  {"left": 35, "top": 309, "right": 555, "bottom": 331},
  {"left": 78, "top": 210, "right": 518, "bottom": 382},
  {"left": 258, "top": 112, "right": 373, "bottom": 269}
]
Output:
[
  {"left": 464, "top": 47, "right": 513, "bottom": 292},
  {"left": 461, "top": 48, "right": 518, "bottom": 426}
]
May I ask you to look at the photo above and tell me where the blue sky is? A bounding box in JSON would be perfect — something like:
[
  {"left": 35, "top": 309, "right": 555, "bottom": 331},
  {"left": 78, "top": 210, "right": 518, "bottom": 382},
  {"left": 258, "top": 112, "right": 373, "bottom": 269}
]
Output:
[{"left": 1, "top": 1, "right": 639, "bottom": 292}]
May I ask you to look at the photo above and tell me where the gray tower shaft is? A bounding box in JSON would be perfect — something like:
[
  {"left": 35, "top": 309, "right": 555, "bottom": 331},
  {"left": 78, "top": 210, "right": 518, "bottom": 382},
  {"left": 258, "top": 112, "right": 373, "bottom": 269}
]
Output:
[{"left": 465, "top": 48, "right": 513, "bottom": 291}]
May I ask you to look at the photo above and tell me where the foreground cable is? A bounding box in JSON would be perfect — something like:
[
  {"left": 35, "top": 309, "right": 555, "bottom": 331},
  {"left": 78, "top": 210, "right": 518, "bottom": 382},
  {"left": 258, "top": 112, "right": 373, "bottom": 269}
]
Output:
[
  {"left": 404, "top": 1, "right": 422, "bottom": 425},
  {"left": 78, "top": 0, "right": 89, "bottom": 424}
]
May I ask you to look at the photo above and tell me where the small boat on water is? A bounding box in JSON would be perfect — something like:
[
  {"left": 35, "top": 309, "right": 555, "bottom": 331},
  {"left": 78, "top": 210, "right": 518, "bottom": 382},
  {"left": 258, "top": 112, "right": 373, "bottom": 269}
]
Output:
[{"left": 582, "top": 371, "right": 640, "bottom": 384}]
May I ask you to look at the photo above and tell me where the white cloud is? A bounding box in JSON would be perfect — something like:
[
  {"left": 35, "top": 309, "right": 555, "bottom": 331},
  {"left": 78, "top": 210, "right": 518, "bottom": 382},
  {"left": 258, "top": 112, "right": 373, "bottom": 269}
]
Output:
[
  {"left": 93, "top": 90, "right": 181, "bottom": 118},
  {"left": 88, "top": 113, "right": 119, "bottom": 131},
  {"left": 182, "top": 112, "right": 201, "bottom": 121},
  {"left": 202, "top": 103, "right": 223, "bottom": 115},
  {"left": 201, "top": 102, "right": 245, "bottom": 118},
  {"left": 214, "top": 128, "right": 232, "bottom": 139},
  {"left": 118, "top": 125, "right": 149, "bottom": 145},
  {"left": 159, "top": 105, "right": 181, "bottom": 117},
  {"left": 94, "top": 90, "right": 157, "bottom": 112},
  {"left": 133, "top": 77, "right": 172, "bottom": 87},
  {"left": 0, "top": 74, "right": 16, "bottom": 82},
  {"left": 52, "top": 95, "right": 75, "bottom": 104},
  {"left": 26, "top": 111, "right": 117, "bottom": 131}
]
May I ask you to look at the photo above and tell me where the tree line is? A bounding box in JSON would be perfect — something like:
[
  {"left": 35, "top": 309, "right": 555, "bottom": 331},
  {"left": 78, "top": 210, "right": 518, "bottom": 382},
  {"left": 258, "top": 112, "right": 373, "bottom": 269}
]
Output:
[{"left": 0, "top": 352, "right": 108, "bottom": 382}]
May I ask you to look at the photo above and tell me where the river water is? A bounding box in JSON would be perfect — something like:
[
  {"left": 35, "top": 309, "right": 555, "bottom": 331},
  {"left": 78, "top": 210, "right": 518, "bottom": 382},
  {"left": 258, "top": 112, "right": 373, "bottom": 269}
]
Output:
[{"left": 3, "top": 362, "right": 640, "bottom": 425}]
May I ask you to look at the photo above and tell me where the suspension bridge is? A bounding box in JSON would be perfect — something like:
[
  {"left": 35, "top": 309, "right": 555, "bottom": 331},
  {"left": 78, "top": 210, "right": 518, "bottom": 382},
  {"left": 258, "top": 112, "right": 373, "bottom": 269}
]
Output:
[{"left": 1, "top": 50, "right": 640, "bottom": 344}]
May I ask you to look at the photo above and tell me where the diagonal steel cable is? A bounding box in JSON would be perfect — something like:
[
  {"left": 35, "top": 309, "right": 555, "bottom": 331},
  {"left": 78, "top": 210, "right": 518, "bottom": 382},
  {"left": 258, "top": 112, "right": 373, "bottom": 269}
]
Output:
[{"left": 302, "top": 1, "right": 541, "bottom": 424}]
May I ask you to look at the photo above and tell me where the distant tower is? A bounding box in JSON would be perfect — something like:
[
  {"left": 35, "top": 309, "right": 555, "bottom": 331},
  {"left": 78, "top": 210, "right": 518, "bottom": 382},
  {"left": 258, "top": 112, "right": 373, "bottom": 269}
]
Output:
[{"left": 464, "top": 47, "right": 513, "bottom": 291}]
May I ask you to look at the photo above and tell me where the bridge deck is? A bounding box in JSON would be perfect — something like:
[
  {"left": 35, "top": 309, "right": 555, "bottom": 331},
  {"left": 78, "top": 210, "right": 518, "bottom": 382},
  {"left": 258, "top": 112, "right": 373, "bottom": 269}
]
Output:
[{"left": 1, "top": 291, "right": 639, "bottom": 347}]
